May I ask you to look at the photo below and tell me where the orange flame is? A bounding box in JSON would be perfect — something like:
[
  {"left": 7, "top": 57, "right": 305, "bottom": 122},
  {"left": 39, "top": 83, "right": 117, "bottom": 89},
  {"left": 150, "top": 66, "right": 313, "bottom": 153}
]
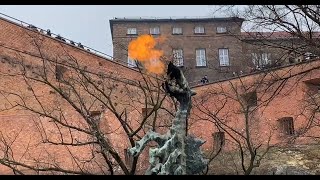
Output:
[{"left": 128, "top": 34, "right": 165, "bottom": 74}]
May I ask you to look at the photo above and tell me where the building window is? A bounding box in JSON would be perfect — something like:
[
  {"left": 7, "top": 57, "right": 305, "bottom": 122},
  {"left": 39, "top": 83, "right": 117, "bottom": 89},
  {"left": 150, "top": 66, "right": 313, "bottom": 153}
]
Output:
[
  {"left": 278, "top": 117, "right": 294, "bottom": 135},
  {"left": 241, "top": 91, "right": 257, "bottom": 108},
  {"left": 252, "top": 53, "right": 271, "bottom": 68},
  {"left": 213, "top": 132, "right": 225, "bottom": 151},
  {"left": 89, "top": 111, "right": 101, "bottom": 118},
  {"left": 217, "top": 26, "right": 227, "bottom": 34},
  {"left": 305, "top": 78, "right": 320, "bottom": 95},
  {"left": 127, "top": 28, "right": 137, "bottom": 35},
  {"left": 194, "top": 26, "right": 205, "bottom": 34},
  {"left": 261, "top": 53, "right": 271, "bottom": 66},
  {"left": 172, "top": 49, "right": 184, "bottom": 67},
  {"left": 89, "top": 111, "right": 101, "bottom": 126},
  {"left": 128, "top": 55, "right": 137, "bottom": 68},
  {"left": 304, "top": 52, "right": 318, "bottom": 60},
  {"left": 142, "top": 108, "right": 153, "bottom": 118},
  {"left": 172, "top": 27, "right": 182, "bottom": 35},
  {"left": 219, "top": 48, "right": 230, "bottom": 66},
  {"left": 196, "top": 49, "right": 206, "bottom": 67},
  {"left": 150, "top": 27, "right": 160, "bottom": 35},
  {"left": 55, "top": 65, "right": 68, "bottom": 82}
]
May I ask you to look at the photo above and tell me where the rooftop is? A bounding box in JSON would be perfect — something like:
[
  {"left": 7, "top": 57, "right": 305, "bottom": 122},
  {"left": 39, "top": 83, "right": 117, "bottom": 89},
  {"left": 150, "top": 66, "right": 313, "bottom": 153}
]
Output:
[
  {"left": 109, "top": 16, "right": 245, "bottom": 39},
  {"left": 109, "top": 16, "right": 245, "bottom": 23}
]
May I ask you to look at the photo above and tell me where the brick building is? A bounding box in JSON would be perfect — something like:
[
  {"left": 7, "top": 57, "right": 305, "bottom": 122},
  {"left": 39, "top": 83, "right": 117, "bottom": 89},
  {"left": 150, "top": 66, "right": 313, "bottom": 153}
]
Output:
[
  {"left": 0, "top": 13, "right": 319, "bottom": 174},
  {"left": 110, "top": 17, "right": 320, "bottom": 86},
  {"left": 241, "top": 31, "right": 320, "bottom": 71},
  {"left": 110, "top": 17, "right": 245, "bottom": 85}
]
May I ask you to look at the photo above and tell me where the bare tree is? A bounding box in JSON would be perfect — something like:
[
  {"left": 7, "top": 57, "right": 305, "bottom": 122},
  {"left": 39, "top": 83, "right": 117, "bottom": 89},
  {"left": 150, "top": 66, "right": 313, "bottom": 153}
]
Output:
[
  {"left": 0, "top": 28, "right": 176, "bottom": 175},
  {"left": 213, "top": 5, "right": 320, "bottom": 65},
  {"left": 191, "top": 57, "right": 320, "bottom": 174},
  {"left": 1, "top": 8, "right": 320, "bottom": 175},
  {"left": 192, "top": 75, "right": 273, "bottom": 175}
]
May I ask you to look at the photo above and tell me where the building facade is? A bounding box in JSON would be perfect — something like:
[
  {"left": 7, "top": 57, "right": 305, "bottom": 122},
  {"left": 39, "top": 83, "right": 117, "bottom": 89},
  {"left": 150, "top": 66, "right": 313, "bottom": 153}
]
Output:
[
  {"left": 110, "top": 17, "right": 246, "bottom": 85},
  {"left": 241, "top": 31, "right": 320, "bottom": 72},
  {"left": 110, "top": 17, "right": 320, "bottom": 86}
]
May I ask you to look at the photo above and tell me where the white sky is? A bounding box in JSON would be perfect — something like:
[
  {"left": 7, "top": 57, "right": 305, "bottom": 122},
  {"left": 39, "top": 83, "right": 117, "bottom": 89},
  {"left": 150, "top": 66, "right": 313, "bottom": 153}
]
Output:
[{"left": 0, "top": 5, "right": 218, "bottom": 57}]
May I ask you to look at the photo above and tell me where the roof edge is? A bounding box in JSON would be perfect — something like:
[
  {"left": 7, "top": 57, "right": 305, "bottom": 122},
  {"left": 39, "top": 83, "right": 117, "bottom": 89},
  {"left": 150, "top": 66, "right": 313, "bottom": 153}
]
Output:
[{"left": 109, "top": 17, "right": 245, "bottom": 23}]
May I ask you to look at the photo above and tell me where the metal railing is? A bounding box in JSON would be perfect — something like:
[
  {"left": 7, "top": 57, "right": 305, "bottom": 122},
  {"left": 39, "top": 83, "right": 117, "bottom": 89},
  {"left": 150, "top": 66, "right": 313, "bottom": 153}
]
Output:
[{"left": 0, "top": 12, "right": 114, "bottom": 62}]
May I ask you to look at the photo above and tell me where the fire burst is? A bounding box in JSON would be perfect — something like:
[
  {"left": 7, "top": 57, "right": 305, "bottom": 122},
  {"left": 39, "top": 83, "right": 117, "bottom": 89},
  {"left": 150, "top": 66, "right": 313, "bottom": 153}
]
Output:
[{"left": 128, "top": 34, "right": 166, "bottom": 75}]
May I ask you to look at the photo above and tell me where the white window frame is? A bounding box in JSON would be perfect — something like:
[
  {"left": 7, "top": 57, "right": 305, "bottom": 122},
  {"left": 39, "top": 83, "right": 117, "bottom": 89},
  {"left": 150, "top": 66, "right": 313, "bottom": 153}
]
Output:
[
  {"left": 251, "top": 53, "right": 259, "bottom": 66},
  {"left": 194, "top": 26, "right": 205, "bottom": 34},
  {"left": 172, "top": 49, "right": 184, "bottom": 67},
  {"left": 219, "top": 48, "right": 230, "bottom": 66},
  {"left": 150, "top": 27, "right": 160, "bottom": 35},
  {"left": 172, "top": 27, "right": 182, "bottom": 35},
  {"left": 261, "top": 53, "right": 271, "bottom": 65},
  {"left": 127, "top": 28, "right": 137, "bottom": 35},
  {"left": 217, "top": 26, "right": 227, "bottom": 34},
  {"left": 252, "top": 52, "right": 271, "bottom": 67},
  {"left": 304, "top": 52, "right": 312, "bottom": 60},
  {"left": 196, "top": 49, "right": 206, "bottom": 66},
  {"left": 128, "top": 55, "right": 137, "bottom": 68}
]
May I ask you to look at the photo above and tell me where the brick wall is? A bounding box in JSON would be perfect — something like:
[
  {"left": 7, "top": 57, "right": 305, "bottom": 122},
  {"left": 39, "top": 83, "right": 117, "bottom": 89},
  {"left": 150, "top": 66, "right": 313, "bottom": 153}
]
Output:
[
  {"left": 191, "top": 59, "right": 320, "bottom": 151},
  {"left": 1, "top": 15, "right": 320, "bottom": 174},
  {"left": 0, "top": 17, "right": 153, "bottom": 174}
]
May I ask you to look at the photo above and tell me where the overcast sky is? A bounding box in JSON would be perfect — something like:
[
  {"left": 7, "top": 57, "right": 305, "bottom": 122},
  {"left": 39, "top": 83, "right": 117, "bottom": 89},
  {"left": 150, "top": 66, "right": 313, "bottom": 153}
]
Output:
[{"left": 0, "top": 5, "right": 218, "bottom": 57}]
